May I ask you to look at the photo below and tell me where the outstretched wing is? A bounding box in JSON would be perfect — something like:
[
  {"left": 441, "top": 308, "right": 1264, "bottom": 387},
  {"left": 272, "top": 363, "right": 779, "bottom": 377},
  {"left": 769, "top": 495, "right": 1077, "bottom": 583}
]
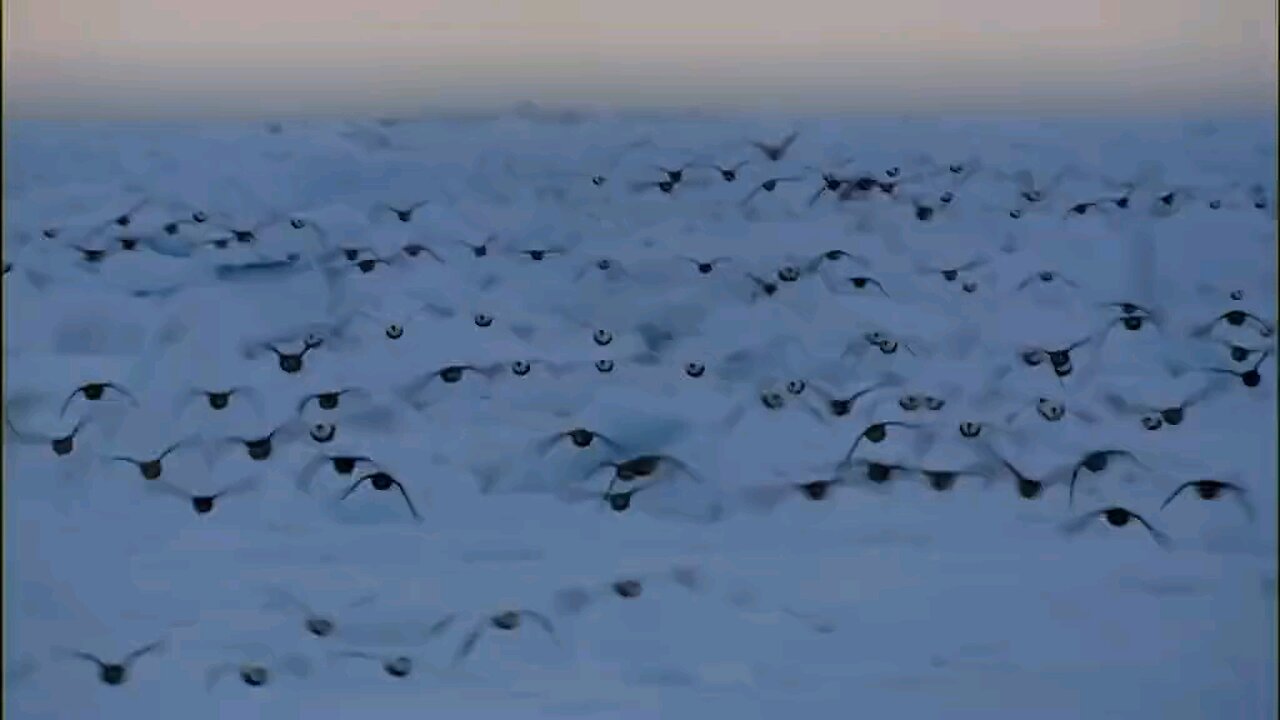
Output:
[
  {"left": 1060, "top": 511, "right": 1104, "bottom": 537},
  {"left": 296, "top": 453, "right": 335, "bottom": 493},
  {"left": 452, "top": 625, "right": 486, "bottom": 665},
  {"left": 1132, "top": 514, "right": 1173, "bottom": 549},
  {"left": 205, "top": 662, "right": 236, "bottom": 690},
  {"left": 425, "top": 613, "right": 458, "bottom": 642},
  {"left": 393, "top": 481, "right": 423, "bottom": 521},
  {"left": 123, "top": 640, "right": 165, "bottom": 666},
  {"left": 1160, "top": 481, "right": 1196, "bottom": 510},
  {"left": 520, "top": 611, "right": 558, "bottom": 642},
  {"left": 52, "top": 648, "right": 105, "bottom": 668},
  {"left": 339, "top": 476, "right": 368, "bottom": 501}
]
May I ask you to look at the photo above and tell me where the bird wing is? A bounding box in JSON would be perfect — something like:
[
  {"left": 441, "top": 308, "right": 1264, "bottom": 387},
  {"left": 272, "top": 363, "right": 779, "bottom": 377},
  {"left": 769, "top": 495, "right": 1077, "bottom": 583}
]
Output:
[
  {"left": 452, "top": 625, "right": 486, "bottom": 665},
  {"left": 123, "top": 640, "right": 165, "bottom": 666},
  {"left": 1060, "top": 511, "right": 1103, "bottom": 537},
  {"left": 1160, "top": 481, "right": 1196, "bottom": 510},
  {"left": 394, "top": 481, "right": 423, "bottom": 521},
  {"left": 339, "top": 476, "right": 368, "bottom": 501},
  {"left": 521, "top": 611, "right": 558, "bottom": 641}
]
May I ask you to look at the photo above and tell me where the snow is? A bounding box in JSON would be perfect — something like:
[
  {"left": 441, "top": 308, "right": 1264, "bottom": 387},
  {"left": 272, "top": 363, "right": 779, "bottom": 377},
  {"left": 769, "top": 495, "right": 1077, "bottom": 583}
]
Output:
[{"left": 3, "top": 111, "right": 1277, "bottom": 719}]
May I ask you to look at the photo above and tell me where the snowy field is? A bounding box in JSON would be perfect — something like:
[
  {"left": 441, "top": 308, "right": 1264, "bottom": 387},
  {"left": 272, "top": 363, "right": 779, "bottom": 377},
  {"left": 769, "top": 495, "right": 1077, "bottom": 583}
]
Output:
[{"left": 3, "top": 111, "right": 1277, "bottom": 719}]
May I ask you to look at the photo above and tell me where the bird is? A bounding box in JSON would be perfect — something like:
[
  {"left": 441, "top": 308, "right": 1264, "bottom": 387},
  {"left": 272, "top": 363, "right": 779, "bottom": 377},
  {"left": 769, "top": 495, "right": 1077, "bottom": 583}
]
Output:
[
  {"left": 145, "top": 475, "right": 262, "bottom": 515},
  {"left": 173, "top": 385, "right": 266, "bottom": 418},
  {"left": 371, "top": 199, "right": 430, "bottom": 223},
  {"left": 339, "top": 469, "right": 423, "bottom": 521},
  {"left": 1160, "top": 478, "right": 1254, "bottom": 520},
  {"left": 5, "top": 415, "right": 91, "bottom": 458},
  {"left": 59, "top": 381, "right": 139, "bottom": 417},
  {"left": 552, "top": 566, "right": 704, "bottom": 615},
  {"left": 259, "top": 586, "right": 379, "bottom": 640},
  {"left": 108, "top": 438, "right": 198, "bottom": 481},
  {"left": 206, "top": 647, "right": 313, "bottom": 689},
  {"left": 749, "top": 131, "right": 800, "bottom": 162},
  {"left": 533, "top": 427, "right": 625, "bottom": 455},
  {"left": 1062, "top": 506, "right": 1171, "bottom": 548},
  {"left": 54, "top": 641, "right": 165, "bottom": 686},
  {"left": 741, "top": 177, "right": 805, "bottom": 207},
  {"left": 452, "top": 610, "right": 559, "bottom": 666},
  {"left": 1066, "top": 449, "right": 1149, "bottom": 508}
]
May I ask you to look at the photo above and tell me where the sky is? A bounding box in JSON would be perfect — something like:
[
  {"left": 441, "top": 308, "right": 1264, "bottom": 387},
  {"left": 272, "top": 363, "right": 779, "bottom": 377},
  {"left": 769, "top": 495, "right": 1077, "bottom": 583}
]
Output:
[{"left": 3, "top": 0, "right": 1277, "bottom": 118}]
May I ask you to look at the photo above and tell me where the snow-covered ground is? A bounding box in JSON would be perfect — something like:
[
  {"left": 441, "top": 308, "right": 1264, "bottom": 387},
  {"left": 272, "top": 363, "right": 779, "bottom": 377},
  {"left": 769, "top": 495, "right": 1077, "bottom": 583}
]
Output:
[{"left": 3, "top": 111, "right": 1277, "bottom": 719}]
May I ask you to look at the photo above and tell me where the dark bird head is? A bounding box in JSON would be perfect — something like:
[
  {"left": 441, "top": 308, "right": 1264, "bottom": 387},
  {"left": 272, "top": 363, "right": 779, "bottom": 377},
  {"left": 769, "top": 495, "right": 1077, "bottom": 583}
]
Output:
[
  {"left": 760, "top": 391, "right": 786, "bottom": 410},
  {"left": 800, "top": 480, "right": 831, "bottom": 501},
  {"left": 439, "top": 366, "right": 467, "bottom": 383},
  {"left": 384, "top": 657, "right": 413, "bottom": 677},
  {"left": 100, "top": 664, "right": 128, "bottom": 686},
  {"left": 1103, "top": 507, "right": 1133, "bottom": 526},
  {"left": 566, "top": 428, "right": 596, "bottom": 448},
  {"left": 138, "top": 459, "right": 163, "bottom": 481},
  {"left": 611, "top": 579, "right": 644, "bottom": 598},
  {"left": 240, "top": 665, "right": 270, "bottom": 686},
  {"left": 309, "top": 423, "right": 336, "bottom": 443},
  {"left": 331, "top": 456, "right": 366, "bottom": 475},
  {"left": 865, "top": 462, "right": 894, "bottom": 484},
  {"left": 1081, "top": 451, "right": 1112, "bottom": 473},
  {"left": 367, "top": 472, "right": 396, "bottom": 491},
  {"left": 1018, "top": 478, "right": 1043, "bottom": 499},
  {"left": 245, "top": 436, "right": 274, "bottom": 461},
  {"left": 306, "top": 616, "right": 335, "bottom": 637},
  {"left": 863, "top": 423, "right": 888, "bottom": 443},
  {"left": 926, "top": 471, "right": 957, "bottom": 492},
  {"left": 608, "top": 492, "right": 633, "bottom": 512},
  {"left": 1194, "top": 481, "right": 1225, "bottom": 500},
  {"left": 492, "top": 611, "right": 521, "bottom": 630}
]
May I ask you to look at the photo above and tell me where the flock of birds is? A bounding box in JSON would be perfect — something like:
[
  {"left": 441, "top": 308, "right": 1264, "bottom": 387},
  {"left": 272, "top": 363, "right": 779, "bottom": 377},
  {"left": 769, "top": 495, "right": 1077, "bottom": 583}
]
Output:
[{"left": 3, "top": 115, "right": 1276, "bottom": 702}]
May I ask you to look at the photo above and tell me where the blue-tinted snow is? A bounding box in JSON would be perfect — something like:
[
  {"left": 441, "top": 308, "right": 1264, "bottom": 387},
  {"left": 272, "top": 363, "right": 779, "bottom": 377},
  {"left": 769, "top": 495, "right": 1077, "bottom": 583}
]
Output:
[{"left": 3, "top": 112, "right": 1276, "bottom": 719}]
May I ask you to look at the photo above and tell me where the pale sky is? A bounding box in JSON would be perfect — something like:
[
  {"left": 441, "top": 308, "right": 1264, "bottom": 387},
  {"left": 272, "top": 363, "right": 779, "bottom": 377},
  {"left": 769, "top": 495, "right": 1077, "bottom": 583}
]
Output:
[{"left": 3, "top": 0, "right": 1276, "bottom": 118}]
